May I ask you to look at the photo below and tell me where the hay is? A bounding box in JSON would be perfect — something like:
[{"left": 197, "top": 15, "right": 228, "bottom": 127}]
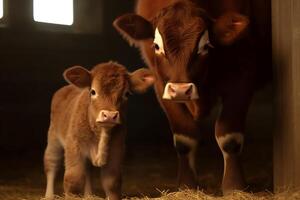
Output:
[
  {"left": 36, "top": 190, "right": 300, "bottom": 200},
  {"left": 132, "top": 190, "right": 300, "bottom": 200}
]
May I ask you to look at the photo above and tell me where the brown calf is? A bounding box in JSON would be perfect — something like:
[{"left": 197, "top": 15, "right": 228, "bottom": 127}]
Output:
[
  {"left": 114, "top": 0, "right": 271, "bottom": 194},
  {"left": 44, "top": 62, "right": 154, "bottom": 200}
]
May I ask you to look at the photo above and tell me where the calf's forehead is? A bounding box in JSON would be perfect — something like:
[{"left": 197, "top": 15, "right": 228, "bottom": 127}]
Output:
[{"left": 91, "top": 63, "right": 129, "bottom": 96}]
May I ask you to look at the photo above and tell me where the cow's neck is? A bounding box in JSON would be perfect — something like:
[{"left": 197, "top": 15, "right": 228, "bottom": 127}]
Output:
[{"left": 185, "top": 101, "right": 202, "bottom": 120}]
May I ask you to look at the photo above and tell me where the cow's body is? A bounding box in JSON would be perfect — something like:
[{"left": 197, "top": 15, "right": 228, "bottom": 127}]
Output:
[
  {"left": 114, "top": 0, "right": 271, "bottom": 194},
  {"left": 44, "top": 62, "right": 154, "bottom": 200}
]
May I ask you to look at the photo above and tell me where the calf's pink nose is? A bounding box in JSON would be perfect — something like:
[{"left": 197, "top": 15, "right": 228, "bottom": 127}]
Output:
[
  {"left": 162, "top": 83, "right": 199, "bottom": 101},
  {"left": 97, "top": 110, "right": 120, "bottom": 124}
]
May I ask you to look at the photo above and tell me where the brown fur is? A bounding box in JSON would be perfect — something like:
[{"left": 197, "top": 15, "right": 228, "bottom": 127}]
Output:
[
  {"left": 114, "top": 0, "right": 271, "bottom": 194},
  {"left": 44, "top": 62, "right": 155, "bottom": 200}
]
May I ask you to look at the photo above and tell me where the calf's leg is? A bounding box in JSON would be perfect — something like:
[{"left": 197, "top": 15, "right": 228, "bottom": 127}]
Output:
[
  {"left": 84, "top": 164, "right": 92, "bottom": 197},
  {"left": 64, "top": 149, "right": 87, "bottom": 196},
  {"left": 173, "top": 133, "right": 198, "bottom": 189},
  {"left": 44, "top": 135, "right": 63, "bottom": 199}
]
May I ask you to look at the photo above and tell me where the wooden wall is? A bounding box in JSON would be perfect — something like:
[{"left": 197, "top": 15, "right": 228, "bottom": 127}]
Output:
[{"left": 272, "top": 0, "right": 300, "bottom": 190}]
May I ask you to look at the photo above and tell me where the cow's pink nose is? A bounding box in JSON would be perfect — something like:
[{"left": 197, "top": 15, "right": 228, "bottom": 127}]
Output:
[
  {"left": 97, "top": 110, "right": 120, "bottom": 124},
  {"left": 162, "top": 83, "right": 199, "bottom": 101}
]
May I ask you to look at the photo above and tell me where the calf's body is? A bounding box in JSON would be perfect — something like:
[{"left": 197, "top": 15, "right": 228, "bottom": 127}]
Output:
[{"left": 44, "top": 62, "right": 154, "bottom": 200}]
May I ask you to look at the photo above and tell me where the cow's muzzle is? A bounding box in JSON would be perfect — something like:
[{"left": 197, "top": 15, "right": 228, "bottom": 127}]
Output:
[
  {"left": 162, "top": 83, "right": 199, "bottom": 102},
  {"left": 96, "top": 110, "right": 120, "bottom": 125}
]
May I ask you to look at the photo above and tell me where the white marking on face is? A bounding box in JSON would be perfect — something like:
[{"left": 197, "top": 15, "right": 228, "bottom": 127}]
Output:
[
  {"left": 197, "top": 30, "right": 211, "bottom": 56},
  {"left": 154, "top": 28, "right": 165, "bottom": 55},
  {"left": 174, "top": 133, "right": 198, "bottom": 176},
  {"left": 215, "top": 132, "right": 244, "bottom": 156}
]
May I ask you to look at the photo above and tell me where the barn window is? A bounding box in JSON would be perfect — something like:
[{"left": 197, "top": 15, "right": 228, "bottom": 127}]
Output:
[
  {"left": 33, "top": 0, "right": 73, "bottom": 25},
  {"left": 0, "top": 0, "right": 3, "bottom": 19}
]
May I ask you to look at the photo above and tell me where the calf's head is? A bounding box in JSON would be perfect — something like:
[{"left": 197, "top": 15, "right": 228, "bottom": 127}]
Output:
[
  {"left": 63, "top": 62, "right": 154, "bottom": 167},
  {"left": 64, "top": 62, "right": 155, "bottom": 129},
  {"left": 114, "top": 0, "right": 249, "bottom": 102}
]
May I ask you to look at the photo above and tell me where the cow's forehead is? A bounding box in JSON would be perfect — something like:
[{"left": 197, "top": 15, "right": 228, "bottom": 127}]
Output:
[
  {"left": 153, "top": 0, "right": 207, "bottom": 26},
  {"left": 157, "top": 17, "right": 205, "bottom": 62},
  {"left": 152, "top": 1, "right": 207, "bottom": 62},
  {"left": 153, "top": 0, "right": 208, "bottom": 34}
]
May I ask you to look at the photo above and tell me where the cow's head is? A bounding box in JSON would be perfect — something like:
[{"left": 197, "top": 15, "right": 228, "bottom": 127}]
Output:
[
  {"left": 113, "top": 1, "right": 249, "bottom": 102},
  {"left": 64, "top": 62, "right": 155, "bottom": 128}
]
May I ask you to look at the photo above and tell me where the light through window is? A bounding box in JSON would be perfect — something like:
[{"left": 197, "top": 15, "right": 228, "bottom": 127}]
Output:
[
  {"left": 0, "top": 0, "right": 3, "bottom": 19},
  {"left": 33, "top": 0, "right": 73, "bottom": 25}
]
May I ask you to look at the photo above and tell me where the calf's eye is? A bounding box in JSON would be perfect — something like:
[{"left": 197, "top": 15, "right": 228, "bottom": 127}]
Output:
[{"left": 90, "top": 89, "right": 96, "bottom": 96}]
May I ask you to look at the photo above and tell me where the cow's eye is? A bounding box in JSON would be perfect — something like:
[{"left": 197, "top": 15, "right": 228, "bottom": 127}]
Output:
[
  {"left": 154, "top": 43, "right": 160, "bottom": 51},
  {"left": 123, "top": 91, "right": 131, "bottom": 100},
  {"left": 197, "top": 30, "right": 211, "bottom": 56},
  {"left": 153, "top": 28, "right": 165, "bottom": 55},
  {"left": 90, "top": 89, "right": 96, "bottom": 96}
]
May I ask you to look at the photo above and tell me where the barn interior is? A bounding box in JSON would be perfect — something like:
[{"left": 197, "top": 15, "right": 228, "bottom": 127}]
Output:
[{"left": 0, "top": 0, "right": 274, "bottom": 199}]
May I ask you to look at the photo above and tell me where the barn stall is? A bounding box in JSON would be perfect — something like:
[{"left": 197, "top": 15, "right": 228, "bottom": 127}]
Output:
[{"left": 0, "top": 0, "right": 298, "bottom": 199}]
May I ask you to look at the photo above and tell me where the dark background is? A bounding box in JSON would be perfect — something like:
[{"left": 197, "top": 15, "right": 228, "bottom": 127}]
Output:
[
  {"left": 0, "top": 0, "right": 171, "bottom": 153},
  {"left": 0, "top": 0, "right": 274, "bottom": 197}
]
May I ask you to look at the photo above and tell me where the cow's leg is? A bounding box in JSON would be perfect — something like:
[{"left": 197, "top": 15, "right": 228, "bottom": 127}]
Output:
[
  {"left": 216, "top": 131, "right": 245, "bottom": 194},
  {"left": 101, "top": 130, "right": 125, "bottom": 200},
  {"left": 215, "top": 92, "right": 252, "bottom": 195},
  {"left": 173, "top": 133, "right": 198, "bottom": 189},
  {"left": 153, "top": 81, "right": 200, "bottom": 189},
  {"left": 44, "top": 134, "right": 63, "bottom": 199},
  {"left": 64, "top": 148, "right": 86, "bottom": 196}
]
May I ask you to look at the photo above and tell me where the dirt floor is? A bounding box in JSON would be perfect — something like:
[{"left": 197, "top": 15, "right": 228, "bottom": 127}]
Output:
[{"left": 0, "top": 138, "right": 274, "bottom": 200}]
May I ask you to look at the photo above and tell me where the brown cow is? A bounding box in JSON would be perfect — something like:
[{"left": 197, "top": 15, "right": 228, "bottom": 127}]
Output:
[
  {"left": 44, "top": 62, "right": 155, "bottom": 200},
  {"left": 113, "top": 0, "right": 271, "bottom": 194}
]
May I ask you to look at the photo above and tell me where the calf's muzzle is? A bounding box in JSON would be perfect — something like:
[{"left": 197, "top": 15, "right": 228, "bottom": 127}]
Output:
[
  {"left": 96, "top": 110, "right": 120, "bottom": 124},
  {"left": 162, "top": 83, "right": 199, "bottom": 101}
]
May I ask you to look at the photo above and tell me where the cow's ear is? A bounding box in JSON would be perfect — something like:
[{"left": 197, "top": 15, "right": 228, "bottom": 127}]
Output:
[
  {"left": 113, "top": 13, "right": 154, "bottom": 46},
  {"left": 212, "top": 12, "right": 249, "bottom": 46},
  {"left": 63, "top": 66, "right": 91, "bottom": 88},
  {"left": 129, "top": 68, "right": 155, "bottom": 94}
]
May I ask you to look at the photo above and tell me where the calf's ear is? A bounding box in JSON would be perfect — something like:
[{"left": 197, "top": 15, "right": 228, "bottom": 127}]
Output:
[
  {"left": 129, "top": 68, "right": 155, "bottom": 94},
  {"left": 113, "top": 13, "right": 154, "bottom": 46},
  {"left": 63, "top": 66, "right": 91, "bottom": 88},
  {"left": 212, "top": 12, "right": 249, "bottom": 46}
]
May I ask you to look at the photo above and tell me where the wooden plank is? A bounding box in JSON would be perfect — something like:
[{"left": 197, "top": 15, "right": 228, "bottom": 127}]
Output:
[{"left": 272, "top": 0, "right": 300, "bottom": 190}]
